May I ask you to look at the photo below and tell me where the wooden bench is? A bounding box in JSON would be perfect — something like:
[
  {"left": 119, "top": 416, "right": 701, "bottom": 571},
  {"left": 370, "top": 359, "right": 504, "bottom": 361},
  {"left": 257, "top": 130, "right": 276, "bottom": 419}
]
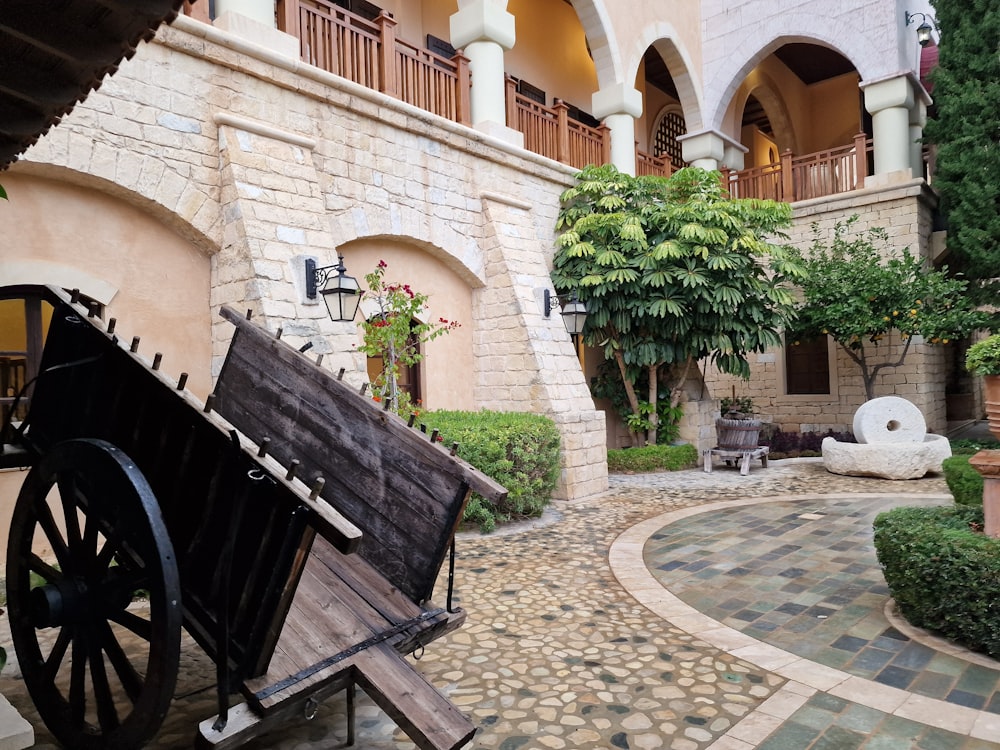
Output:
[{"left": 205, "top": 306, "right": 508, "bottom": 750}]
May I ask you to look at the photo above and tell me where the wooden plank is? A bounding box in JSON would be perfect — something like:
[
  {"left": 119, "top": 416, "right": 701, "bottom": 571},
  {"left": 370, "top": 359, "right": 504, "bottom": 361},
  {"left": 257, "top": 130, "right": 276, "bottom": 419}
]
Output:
[
  {"left": 354, "top": 644, "right": 475, "bottom": 750},
  {"left": 215, "top": 305, "right": 505, "bottom": 603}
]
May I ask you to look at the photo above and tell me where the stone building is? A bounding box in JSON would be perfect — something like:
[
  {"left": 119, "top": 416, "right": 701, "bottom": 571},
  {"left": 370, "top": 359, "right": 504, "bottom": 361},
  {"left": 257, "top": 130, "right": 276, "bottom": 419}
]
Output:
[{"left": 1, "top": 0, "right": 948, "bottom": 517}]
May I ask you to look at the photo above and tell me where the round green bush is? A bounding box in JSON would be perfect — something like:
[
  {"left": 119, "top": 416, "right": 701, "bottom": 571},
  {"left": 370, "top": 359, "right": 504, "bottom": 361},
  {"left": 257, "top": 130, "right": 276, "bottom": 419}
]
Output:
[
  {"left": 420, "top": 410, "right": 561, "bottom": 533},
  {"left": 942, "top": 455, "right": 984, "bottom": 506},
  {"left": 874, "top": 505, "right": 1000, "bottom": 658}
]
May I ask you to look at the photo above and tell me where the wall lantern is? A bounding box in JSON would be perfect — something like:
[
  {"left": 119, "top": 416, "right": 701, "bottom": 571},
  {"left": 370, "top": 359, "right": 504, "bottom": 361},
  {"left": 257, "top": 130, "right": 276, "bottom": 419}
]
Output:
[
  {"left": 305, "top": 255, "right": 363, "bottom": 322},
  {"left": 905, "top": 11, "right": 937, "bottom": 47},
  {"left": 544, "top": 289, "right": 588, "bottom": 337}
]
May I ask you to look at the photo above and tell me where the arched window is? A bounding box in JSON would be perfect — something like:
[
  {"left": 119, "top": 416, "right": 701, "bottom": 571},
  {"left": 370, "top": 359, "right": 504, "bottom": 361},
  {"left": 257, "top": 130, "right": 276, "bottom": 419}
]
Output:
[{"left": 652, "top": 109, "right": 686, "bottom": 167}]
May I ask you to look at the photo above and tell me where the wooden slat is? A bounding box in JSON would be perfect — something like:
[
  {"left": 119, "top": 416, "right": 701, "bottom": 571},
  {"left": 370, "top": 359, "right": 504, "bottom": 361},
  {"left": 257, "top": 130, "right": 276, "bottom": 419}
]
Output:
[
  {"left": 215, "top": 305, "right": 505, "bottom": 604},
  {"left": 355, "top": 644, "right": 476, "bottom": 750}
]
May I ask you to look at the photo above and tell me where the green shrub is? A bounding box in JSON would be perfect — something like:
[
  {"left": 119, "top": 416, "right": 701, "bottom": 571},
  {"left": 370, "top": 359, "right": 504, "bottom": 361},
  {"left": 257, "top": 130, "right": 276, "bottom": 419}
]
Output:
[
  {"left": 950, "top": 437, "right": 1000, "bottom": 454},
  {"left": 874, "top": 505, "right": 1000, "bottom": 658},
  {"left": 420, "top": 410, "right": 561, "bottom": 533},
  {"left": 942, "top": 455, "right": 984, "bottom": 506},
  {"left": 607, "top": 443, "right": 698, "bottom": 473}
]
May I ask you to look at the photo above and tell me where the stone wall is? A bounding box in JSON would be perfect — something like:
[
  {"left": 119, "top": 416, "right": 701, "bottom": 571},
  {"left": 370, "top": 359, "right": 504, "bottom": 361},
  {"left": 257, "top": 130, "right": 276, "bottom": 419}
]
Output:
[
  {"left": 701, "top": 177, "right": 950, "bottom": 444},
  {"left": 12, "top": 16, "right": 609, "bottom": 500}
]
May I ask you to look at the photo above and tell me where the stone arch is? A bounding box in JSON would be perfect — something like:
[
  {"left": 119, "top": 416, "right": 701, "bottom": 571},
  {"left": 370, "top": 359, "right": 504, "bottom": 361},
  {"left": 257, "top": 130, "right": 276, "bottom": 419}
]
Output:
[
  {"left": 564, "top": 0, "right": 627, "bottom": 85},
  {"left": 327, "top": 210, "right": 488, "bottom": 290},
  {"left": 15, "top": 151, "right": 220, "bottom": 257},
  {"left": 730, "top": 74, "right": 799, "bottom": 155},
  {"left": 704, "top": 23, "right": 874, "bottom": 132},
  {"left": 643, "top": 32, "right": 704, "bottom": 132}
]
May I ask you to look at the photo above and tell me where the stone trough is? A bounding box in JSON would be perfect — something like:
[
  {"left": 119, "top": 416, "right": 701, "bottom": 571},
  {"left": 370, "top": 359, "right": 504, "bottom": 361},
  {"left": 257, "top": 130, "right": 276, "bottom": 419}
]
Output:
[{"left": 822, "top": 396, "right": 951, "bottom": 480}]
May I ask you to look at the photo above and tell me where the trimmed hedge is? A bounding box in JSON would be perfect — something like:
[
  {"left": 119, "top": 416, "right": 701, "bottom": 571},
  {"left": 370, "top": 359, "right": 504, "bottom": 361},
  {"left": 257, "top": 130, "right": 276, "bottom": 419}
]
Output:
[
  {"left": 942, "top": 455, "right": 984, "bottom": 506},
  {"left": 873, "top": 505, "right": 1000, "bottom": 659},
  {"left": 607, "top": 443, "right": 698, "bottom": 473},
  {"left": 420, "top": 410, "right": 561, "bottom": 533}
]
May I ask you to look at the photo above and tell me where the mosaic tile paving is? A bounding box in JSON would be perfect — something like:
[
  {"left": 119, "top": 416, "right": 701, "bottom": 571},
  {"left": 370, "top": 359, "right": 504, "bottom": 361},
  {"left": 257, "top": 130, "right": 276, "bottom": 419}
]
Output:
[
  {"left": 644, "top": 495, "right": 1000, "bottom": 717},
  {"left": 761, "top": 692, "right": 1000, "bottom": 750}
]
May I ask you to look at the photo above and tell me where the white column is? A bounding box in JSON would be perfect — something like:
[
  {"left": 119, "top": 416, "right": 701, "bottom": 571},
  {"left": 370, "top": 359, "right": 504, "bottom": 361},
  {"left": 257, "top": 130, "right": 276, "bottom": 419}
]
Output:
[
  {"left": 862, "top": 74, "right": 917, "bottom": 179},
  {"left": 909, "top": 97, "right": 928, "bottom": 180},
  {"left": 214, "top": 0, "right": 274, "bottom": 26},
  {"left": 451, "top": 0, "right": 521, "bottom": 145},
  {"left": 676, "top": 129, "right": 747, "bottom": 171},
  {"left": 213, "top": 0, "right": 299, "bottom": 57},
  {"left": 592, "top": 84, "right": 643, "bottom": 174}
]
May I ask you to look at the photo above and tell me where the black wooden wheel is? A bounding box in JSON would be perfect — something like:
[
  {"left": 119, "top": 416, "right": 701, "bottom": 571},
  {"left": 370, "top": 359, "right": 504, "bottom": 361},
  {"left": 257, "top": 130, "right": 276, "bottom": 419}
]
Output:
[{"left": 6, "top": 439, "right": 182, "bottom": 750}]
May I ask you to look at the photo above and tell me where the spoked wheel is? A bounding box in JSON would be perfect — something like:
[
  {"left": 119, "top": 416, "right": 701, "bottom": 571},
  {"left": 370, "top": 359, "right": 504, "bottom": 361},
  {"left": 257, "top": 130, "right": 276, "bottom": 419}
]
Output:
[{"left": 6, "top": 439, "right": 182, "bottom": 750}]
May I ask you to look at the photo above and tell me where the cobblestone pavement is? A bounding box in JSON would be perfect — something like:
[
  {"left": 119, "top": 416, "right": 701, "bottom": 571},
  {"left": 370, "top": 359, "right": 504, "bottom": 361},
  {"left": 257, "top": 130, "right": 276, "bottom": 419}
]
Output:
[{"left": 2, "top": 459, "right": 999, "bottom": 749}]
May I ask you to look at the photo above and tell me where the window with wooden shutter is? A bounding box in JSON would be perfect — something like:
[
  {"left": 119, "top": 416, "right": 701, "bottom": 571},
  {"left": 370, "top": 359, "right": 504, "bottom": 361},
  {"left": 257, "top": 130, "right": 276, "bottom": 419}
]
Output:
[{"left": 784, "top": 335, "right": 831, "bottom": 395}]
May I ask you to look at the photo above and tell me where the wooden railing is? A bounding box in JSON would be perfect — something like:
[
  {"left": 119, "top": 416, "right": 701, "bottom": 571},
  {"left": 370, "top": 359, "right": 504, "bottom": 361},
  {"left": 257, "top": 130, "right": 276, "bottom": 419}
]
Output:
[
  {"left": 722, "top": 134, "right": 872, "bottom": 202},
  {"left": 278, "top": 0, "right": 470, "bottom": 125},
  {"left": 505, "top": 78, "right": 609, "bottom": 169},
  {"left": 636, "top": 149, "right": 675, "bottom": 178}
]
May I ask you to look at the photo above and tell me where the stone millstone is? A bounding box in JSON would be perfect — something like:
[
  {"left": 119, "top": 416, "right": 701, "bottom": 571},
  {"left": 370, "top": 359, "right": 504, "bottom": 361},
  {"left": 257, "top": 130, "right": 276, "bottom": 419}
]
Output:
[{"left": 852, "top": 396, "right": 926, "bottom": 444}]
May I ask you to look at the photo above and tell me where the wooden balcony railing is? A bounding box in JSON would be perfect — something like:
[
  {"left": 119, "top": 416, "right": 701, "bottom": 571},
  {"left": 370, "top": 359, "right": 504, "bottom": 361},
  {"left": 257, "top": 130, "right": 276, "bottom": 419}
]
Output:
[
  {"left": 721, "top": 134, "right": 872, "bottom": 202},
  {"left": 636, "top": 149, "right": 675, "bottom": 178},
  {"left": 278, "top": 0, "right": 470, "bottom": 125},
  {"left": 505, "top": 78, "right": 610, "bottom": 170}
]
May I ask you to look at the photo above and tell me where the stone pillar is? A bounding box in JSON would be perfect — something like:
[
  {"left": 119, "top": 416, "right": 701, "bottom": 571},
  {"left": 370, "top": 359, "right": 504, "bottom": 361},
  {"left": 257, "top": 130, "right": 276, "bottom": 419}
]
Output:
[
  {"left": 592, "top": 84, "right": 643, "bottom": 174},
  {"left": 862, "top": 73, "right": 928, "bottom": 180},
  {"left": 969, "top": 451, "right": 1000, "bottom": 538},
  {"left": 214, "top": 0, "right": 273, "bottom": 26},
  {"left": 676, "top": 129, "right": 747, "bottom": 171},
  {"left": 213, "top": 0, "right": 299, "bottom": 57},
  {"left": 450, "top": 0, "right": 522, "bottom": 146}
]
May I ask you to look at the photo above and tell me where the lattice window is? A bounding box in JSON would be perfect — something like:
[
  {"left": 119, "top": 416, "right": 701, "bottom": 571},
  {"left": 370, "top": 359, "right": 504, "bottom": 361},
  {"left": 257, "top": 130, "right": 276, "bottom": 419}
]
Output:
[{"left": 653, "top": 110, "right": 686, "bottom": 168}]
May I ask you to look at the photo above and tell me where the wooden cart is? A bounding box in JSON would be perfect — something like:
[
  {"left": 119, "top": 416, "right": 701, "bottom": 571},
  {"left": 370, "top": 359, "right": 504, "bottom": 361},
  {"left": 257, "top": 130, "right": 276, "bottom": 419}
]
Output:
[{"left": 2, "top": 286, "right": 506, "bottom": 750}]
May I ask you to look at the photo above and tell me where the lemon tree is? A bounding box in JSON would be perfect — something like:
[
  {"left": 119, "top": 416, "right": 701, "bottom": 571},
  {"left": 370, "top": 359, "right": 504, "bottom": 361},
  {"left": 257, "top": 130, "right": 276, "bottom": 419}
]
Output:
[{"left": 791, "top": 217, "right": 987, "bottom": 400}]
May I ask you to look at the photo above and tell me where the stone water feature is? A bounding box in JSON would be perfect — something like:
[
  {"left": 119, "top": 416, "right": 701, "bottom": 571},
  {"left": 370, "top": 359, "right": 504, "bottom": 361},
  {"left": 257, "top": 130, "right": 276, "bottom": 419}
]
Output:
[{"left": 822, "top": 396, "right": 951, "bottom": 479}]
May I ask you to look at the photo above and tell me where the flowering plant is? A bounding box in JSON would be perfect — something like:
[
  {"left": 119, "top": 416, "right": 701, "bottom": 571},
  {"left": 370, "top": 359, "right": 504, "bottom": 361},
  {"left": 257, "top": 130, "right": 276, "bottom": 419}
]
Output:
[{"left": 358, "top": 260, "right": 460, "bottom": 414}]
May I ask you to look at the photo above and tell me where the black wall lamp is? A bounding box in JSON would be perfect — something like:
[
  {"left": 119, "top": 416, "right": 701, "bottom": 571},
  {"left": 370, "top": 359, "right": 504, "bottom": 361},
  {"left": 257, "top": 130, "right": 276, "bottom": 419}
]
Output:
[
  {"left": 305, "top": 255, "right": 363, "bottom": 322},
  {"left": 905, "top": 11, "right": 937, "bottom": 47},
  {"left": 544, "top": 289, "right": 588, "bottom": 337}
]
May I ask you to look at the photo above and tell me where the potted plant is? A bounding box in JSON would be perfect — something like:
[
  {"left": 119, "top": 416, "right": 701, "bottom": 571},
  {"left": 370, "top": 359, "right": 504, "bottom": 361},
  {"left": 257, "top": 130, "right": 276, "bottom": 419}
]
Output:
[
  {"left": 966, "top": 334, "right": 1000, "bottom": 441},
  {"left": 716, "top": 395, "right": 762, "bottom": 450}
]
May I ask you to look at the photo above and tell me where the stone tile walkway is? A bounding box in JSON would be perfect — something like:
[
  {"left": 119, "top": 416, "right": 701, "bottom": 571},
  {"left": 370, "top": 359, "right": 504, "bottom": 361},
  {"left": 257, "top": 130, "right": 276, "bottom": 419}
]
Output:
[{"left": 2, "top": 459, "right": 998, "bottom": 749}]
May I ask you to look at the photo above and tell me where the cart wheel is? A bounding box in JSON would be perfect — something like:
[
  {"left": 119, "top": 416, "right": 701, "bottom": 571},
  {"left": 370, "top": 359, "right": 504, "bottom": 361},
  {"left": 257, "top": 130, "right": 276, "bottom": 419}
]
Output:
[{"left": 6, "top": 438, "right": 182, "bottom": 750}]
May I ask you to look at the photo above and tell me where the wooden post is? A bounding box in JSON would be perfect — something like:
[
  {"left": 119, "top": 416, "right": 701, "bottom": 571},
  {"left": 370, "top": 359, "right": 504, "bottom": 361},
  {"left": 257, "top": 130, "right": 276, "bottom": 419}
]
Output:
[
  {"left": 554, "top": 100, "right": 570, "bottom": 165},
  {"left": 719, "top": 167, "right": 732, "bottom": 196},
  {"left": 377, "top": 11, "right": 398, "bottom": 99},
  {"left": 853, "top": 132, "right": 869, "bottom": 189},
  {"left": 276, "top": 0, "right": 299, "bottom": 35},
  {"left": 453, "top": 52, "right": 471, "bottom": 126},
  {"left": 599, "top": 123, "right": 612, "bottom": 166},
  {"left": 969, "top": 450, "right": 1000, "bottom": 538},
  {"left": 504, "top": 75, "right": 518, "bottom": 129},
  {"left": 780, "top": 149, "right": 794, "bottom": 202}
]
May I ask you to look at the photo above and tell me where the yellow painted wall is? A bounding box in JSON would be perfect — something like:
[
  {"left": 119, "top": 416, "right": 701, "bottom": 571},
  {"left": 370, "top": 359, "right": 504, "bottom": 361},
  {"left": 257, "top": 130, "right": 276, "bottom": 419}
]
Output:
[
  {"left": 0, "top": 173, "right": 213, "bottom": 398},
  {"left": 505, "top": 0, "right": 597, "bottom": 115},
  {"left": 804, "top": 72, "right": 862, "bottom": 153},
  {"left": 341, "top": 240, "right": 475, "bottom": 411}
]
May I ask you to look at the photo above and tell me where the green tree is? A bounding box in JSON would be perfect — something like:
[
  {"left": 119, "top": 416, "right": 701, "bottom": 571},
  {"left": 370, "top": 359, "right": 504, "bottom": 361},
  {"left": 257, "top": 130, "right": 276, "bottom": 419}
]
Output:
[
  {"left": 358, "top": 260, "right": 459, "bottom": 414},
  {"left": 552, "top": 165, "right": 803, "bottom": 445},
  {"left": 923, "top": 0, "right": 1000, "bottom": 314},
  {"left": 791, "top": 218, "right": 987, "bottom": 401}
]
